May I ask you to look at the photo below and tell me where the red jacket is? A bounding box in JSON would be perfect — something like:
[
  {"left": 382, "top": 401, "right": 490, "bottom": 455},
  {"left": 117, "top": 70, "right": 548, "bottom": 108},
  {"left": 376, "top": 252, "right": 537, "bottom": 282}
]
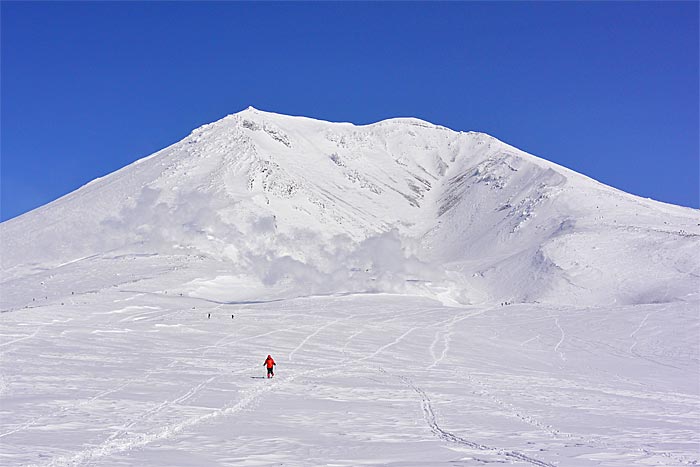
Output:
[{"left": 264, "top": 355, "right": 275, "bottom": 369}]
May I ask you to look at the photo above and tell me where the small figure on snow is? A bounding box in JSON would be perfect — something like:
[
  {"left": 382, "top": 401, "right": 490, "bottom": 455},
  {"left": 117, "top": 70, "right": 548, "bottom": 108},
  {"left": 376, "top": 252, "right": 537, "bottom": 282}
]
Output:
[{"left": 264, "top": 354, "right": 276, "bottom": 378}]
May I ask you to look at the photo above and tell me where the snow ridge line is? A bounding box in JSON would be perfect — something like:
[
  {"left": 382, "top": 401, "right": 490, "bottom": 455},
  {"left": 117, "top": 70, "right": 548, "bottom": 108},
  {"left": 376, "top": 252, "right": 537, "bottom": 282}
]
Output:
[{"left": 395, "top": 373, "right": 556, "bottom": 467}]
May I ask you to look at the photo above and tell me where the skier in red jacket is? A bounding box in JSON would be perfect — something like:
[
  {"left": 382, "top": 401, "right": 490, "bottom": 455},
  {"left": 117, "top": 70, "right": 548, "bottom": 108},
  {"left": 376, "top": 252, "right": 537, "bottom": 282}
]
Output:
[{"left": 264, "top": 355, "right": 276, "bottom": 378}]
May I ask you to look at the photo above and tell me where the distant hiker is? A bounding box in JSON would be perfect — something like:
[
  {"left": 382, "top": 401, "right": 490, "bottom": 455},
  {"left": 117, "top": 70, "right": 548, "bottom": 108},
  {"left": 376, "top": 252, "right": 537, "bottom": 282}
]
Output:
[
  {"left": 264, "top": 355, "right": 276, "bottom": 378},
  {"left": 208, "top": 313, "right": 211, "bottom": 319}
]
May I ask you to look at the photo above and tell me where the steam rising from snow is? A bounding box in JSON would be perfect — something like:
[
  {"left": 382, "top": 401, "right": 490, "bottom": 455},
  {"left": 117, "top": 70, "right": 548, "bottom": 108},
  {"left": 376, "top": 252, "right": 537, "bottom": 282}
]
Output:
[
  {"left": 100, "top": 186, "right": 446, "bottom": 301},
  {"left": 2, "top": 108, "right": 698, "bottom": 307}
]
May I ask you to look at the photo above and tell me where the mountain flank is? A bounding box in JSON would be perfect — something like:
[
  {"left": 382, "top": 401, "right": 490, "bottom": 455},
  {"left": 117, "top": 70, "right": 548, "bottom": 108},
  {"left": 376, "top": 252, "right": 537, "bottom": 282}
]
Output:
[{"left": 2, "top": 107, "right": 698, "bottom": 307}]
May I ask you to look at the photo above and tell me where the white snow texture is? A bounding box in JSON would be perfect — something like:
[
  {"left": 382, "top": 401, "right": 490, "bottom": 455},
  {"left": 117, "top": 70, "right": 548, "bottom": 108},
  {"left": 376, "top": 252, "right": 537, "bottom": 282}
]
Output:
[{"left": 1, "top": 107, "right": 698, "bottom": 466}]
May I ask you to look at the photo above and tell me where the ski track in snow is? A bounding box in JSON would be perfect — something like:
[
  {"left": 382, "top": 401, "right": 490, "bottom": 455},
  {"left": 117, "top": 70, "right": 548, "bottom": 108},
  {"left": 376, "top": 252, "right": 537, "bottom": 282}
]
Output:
[
  {"left": 340, "top": 328, "right": 366, "bottom": 358},
  {"left": 393, "top": 372, "right": 557, "bottom": 467},
  {"left": 553, "top": 317, "right": 566, "bottom": 361},
  {"left": 0, "top": 380, "right": 134, "bottom": 440},
  {"left": 0, "top": 328, "right": 41, "bottom": 347},
  {"left": 459, "top": 370, "right": 613, "bottom": 453},
  {"left": 288, "top": 315, "right": 350, "bottom": 362},
  {"left": 629, "top": 311, "right": 652, "bottom": 354},
  {"left": 103, "top": 374, "right": 221, "bottom": 443},
  {"left": 360, "top": 326, "right": 418, "bottom": 362},
  {"left": 426, "top": 312, "right": 465, "bottom": 368},
  {"left": 428, "top": 308, "right": 491, "bottom": 369},
  {"left": 0, "top": 356, "right": 189, "bottom": 442},
  {"left": 22, "top": 301, "right": 420, "bottom": 467},
  {"left": 25, "top": 369, "right": 319, "bottom": 467},
  {"left": 18, "top": 298, "right": 342, "bottom": 467},
  {"left": 3, "top": 296, "right": 334, "bottom": 454},
  {"left": 520, "top": 334, "right": 541, "bottom": 346},
  {"left": 0, "top": 318, "right": 74, "bottom": 354},
  {"left": 15, "top": 299, "right": 413, "bottom": 466},
  {"left": 623, "top": 304, "right": 686, "bottom": 371},
  {"left": 2, "top": 292, "right": 698, "bottom": 466}
]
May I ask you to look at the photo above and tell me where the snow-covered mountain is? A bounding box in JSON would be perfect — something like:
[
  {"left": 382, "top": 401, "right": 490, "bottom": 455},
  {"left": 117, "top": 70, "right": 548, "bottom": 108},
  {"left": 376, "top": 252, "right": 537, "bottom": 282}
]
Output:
[
  {"left": 1, "top": 107, "right": 698, "bottom": 309},
  {"left": 2, "top": 108, "right": 699, "bottom": 467}
]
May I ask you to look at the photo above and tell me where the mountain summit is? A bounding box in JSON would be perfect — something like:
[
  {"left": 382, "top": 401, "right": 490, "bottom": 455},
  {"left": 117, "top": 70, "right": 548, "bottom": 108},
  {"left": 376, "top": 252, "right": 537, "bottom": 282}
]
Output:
[{"left": 2, "top": 108, "right": 698, "bottom": 307}]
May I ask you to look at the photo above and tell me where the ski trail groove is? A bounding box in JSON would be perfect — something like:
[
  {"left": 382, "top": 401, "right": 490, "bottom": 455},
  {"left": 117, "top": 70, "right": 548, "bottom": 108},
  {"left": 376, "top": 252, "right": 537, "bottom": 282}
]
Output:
[
  {"left": 553, "top": 317, "right": 566, "bottom": 361},
  {"left": 629, "top": 311, "right": 651, "bottom": 354},
  {"left": 0, "top": 329, "right": 40, "bottom": 347},
  {"left": 462, "top": 373, "right": 608, "bottom": 449},
  {"left": 520, "top": 334, "right": 541, "bottom": 346},
  {"left": 361, "top": 326, "right": 417, "bottom": 361},
  {"left": 105, "top": 374, "right": 220, "bottom": 443},
  {"left": 395, "top": 373, "right": 556, "bottom": 467},
  {"left": 341, "top": 328, "right": 365, "bottom": 358},
  {"left": 288, "top": 315, "right": 351, "bottom": 362},
  {"left": 27, "top": 367, "right": 326, "bottom": 467},
  {"left": 428, "top": 329, "right": 443, "bottom": 366},
  {"left": 428, "top": 309, "right": 491, "bottom": 369},
  {"left": 0, "top": 380, "right": 134, "bottom": 440}
]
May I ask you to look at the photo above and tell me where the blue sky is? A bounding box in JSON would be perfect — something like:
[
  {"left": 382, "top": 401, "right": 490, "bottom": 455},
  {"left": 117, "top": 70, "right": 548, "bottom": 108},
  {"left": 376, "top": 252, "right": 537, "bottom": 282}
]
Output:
[{"left": 2, "top": 1, "right": 698, "bottom": 221}]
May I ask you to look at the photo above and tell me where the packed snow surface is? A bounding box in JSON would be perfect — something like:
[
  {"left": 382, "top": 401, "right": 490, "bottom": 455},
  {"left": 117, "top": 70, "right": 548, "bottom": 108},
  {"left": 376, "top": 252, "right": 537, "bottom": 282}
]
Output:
[{"left": 1, "top": 107, "right": 699, "bottom": 466}]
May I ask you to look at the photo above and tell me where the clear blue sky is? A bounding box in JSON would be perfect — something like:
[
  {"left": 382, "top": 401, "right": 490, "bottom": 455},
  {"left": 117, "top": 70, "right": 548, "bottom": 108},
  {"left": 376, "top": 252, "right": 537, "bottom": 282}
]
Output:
[{"left": 2, "top": 1, "right": 698, "bottom": 221}]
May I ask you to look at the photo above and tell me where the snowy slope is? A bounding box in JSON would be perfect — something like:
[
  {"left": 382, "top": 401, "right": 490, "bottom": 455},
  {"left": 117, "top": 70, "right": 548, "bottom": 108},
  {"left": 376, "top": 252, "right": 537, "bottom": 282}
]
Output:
[
  {"left": 1, "top": 108, "right": 699, "bottom": 467},
  {"left": 1, "top": 107, "right": 697, "bottom": 307},
  {"left": 1, "top": 288, "right": 698, "bottom": 467}
]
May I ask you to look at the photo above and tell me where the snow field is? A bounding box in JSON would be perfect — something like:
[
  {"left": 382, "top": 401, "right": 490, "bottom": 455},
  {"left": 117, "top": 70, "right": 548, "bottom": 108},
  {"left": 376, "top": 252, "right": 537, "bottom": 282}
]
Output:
[{"left": 2, "top": 282, "right": 697, "bottom": 466}]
